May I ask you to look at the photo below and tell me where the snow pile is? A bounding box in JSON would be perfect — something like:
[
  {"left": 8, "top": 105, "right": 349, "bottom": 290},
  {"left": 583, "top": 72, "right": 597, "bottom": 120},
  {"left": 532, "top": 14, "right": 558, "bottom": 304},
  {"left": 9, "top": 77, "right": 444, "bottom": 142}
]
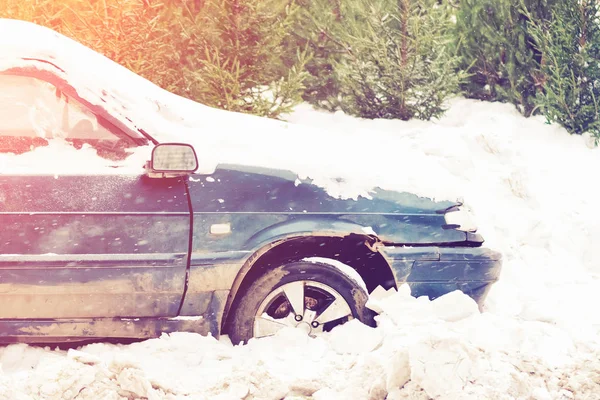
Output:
[{"left": 0, "top": 287, "right": 597, "bottom": 399}]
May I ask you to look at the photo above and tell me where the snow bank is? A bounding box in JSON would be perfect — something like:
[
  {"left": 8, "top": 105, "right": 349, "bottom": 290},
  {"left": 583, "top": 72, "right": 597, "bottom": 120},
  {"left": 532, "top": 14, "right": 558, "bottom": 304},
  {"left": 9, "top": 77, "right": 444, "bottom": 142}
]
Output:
[
  {"left": 0, "top": 98, "right": 598, "bottom": 399},
  {"left": 0, "top": 287, "right": 596, "bottom": 399}
]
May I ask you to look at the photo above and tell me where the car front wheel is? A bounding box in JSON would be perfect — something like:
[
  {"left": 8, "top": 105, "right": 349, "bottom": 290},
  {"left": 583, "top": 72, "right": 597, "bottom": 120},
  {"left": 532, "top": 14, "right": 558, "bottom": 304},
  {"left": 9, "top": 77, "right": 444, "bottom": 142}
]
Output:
[{"left": 228, "top": 259, "right": 375, "bottom": 344}]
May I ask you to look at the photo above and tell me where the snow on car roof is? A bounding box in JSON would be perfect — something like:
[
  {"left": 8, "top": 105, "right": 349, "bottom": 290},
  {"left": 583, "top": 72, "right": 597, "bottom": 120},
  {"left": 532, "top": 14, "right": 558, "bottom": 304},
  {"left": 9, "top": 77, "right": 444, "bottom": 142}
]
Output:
[
  {"left": 0, "top": 18, "right": 188, "bottom": 139},
  {"left": 0, "top": 19, "right": 297, "bottom": 152}
]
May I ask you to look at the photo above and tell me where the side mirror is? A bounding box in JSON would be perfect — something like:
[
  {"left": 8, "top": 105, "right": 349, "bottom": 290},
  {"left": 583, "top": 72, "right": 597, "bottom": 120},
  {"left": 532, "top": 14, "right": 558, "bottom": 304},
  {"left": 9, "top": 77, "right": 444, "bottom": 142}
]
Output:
[{"left": 147, "top": 143, "right": 198, "bottom": 178}]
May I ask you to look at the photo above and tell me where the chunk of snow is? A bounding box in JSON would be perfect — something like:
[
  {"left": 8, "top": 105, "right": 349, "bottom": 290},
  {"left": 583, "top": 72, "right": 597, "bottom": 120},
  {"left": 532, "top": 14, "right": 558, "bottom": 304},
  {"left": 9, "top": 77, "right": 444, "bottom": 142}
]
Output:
[
  {"left": 325, "top": 319, "right": 383, "bottom": 354},
  {"left": 366, "top": 285, "right": 398, "bottom": 314},
  {"left": 382, "top": 349, "right": 411, "bottom": 393},
  {"left": 408, "top": 336, "right": 480, "bottom": 398},
  {"left": 67, "top": 350, "right": 101, "bottom": 366},
  {"left": 431, "top": 290, "right": 480, "bottom": 322}
]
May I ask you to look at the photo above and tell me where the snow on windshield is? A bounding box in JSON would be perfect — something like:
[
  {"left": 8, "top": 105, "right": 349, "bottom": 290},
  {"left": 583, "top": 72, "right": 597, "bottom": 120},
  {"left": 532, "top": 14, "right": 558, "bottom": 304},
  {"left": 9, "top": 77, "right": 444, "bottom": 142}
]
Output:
[
  {"left": 0, "top": 140, "right": 151, "bottom": 175},
  {"left": 0, "top": 73, "right": 152, "bottom": 175}
]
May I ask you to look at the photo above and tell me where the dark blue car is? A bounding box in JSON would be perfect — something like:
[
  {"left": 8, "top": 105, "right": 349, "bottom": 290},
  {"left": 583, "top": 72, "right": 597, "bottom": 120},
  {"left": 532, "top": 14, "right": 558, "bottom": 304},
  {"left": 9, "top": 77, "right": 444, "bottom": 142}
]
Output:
[{"left": 0, "top": 19, "right": 502, "bottom": 344}]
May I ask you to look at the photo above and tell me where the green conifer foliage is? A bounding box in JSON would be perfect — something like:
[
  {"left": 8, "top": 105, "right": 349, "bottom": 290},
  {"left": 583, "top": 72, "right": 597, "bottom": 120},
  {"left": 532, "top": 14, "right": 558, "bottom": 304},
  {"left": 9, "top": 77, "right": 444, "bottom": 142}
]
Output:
[
  {"left": 286, "top": 0, "right": 345, "bottom": 111},
  {"left": 528, "top": 0, "right": 600, "bottom": 140},
  {"left": 324, "top": 0, "right": 463, "bottom": 120},
  {"left": 454, "top": 0, "right": 511, "bottom": 101},
  {"left": 455, "top": 0, "right": 557, "bottom": 116},
  {"left": 184, "top": 0, "right": 309, "bottom": 118}
]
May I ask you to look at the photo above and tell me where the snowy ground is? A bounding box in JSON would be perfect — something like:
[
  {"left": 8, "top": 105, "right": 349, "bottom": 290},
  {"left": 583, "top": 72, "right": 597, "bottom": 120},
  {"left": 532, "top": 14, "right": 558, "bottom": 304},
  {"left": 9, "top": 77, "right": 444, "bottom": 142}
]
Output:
[{"left": 1, "top": 98, "right": 599, "bottom": 400}]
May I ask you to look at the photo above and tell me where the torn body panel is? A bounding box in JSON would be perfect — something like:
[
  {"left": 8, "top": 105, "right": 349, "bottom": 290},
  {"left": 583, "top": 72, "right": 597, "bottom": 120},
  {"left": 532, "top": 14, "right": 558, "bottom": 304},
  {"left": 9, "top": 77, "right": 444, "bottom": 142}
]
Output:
[
  {"left": 0, "top": 254, "right": 186, "bottom": 318},
  {"left": 182, "top": 166, "right": 472, "bottom": 323},
  {"left": 186, "top": 166, "right": 470, "bottom": 250}
]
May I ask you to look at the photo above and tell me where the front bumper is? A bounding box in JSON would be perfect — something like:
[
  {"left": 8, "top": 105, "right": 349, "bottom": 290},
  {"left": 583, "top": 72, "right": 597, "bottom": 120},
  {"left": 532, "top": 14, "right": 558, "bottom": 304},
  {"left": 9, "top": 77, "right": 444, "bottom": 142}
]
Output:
[{"left": 379, "top": 245, "right": 503, "bottom": 308}]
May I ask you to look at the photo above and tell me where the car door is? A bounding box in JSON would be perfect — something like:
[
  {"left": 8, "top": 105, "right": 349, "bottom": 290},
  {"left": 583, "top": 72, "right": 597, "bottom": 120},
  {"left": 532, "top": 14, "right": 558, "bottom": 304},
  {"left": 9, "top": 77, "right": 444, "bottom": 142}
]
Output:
[{"left": 0, "top": 72, "right": 190, "bottom": 319}]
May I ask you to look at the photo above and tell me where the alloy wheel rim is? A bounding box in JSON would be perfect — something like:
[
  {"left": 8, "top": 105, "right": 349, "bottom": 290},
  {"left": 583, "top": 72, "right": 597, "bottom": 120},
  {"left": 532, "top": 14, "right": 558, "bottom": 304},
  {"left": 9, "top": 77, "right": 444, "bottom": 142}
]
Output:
[{"left": 253, "top": 280, "right": 353, "bottom": 338}]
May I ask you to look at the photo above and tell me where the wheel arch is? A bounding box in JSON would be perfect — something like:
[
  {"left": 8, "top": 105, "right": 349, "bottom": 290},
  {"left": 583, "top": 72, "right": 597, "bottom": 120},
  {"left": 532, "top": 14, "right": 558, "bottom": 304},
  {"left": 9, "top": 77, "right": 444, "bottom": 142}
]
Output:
[{"left": 221, "top": 231, "right": 397, "bottom": 334}]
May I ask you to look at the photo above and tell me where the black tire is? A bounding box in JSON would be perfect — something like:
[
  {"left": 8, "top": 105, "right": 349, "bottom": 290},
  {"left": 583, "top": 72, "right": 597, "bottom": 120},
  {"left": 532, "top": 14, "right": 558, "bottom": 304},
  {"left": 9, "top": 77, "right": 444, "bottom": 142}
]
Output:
[{"left": 228, "top": 260, "right": 375, "bottom": 345}]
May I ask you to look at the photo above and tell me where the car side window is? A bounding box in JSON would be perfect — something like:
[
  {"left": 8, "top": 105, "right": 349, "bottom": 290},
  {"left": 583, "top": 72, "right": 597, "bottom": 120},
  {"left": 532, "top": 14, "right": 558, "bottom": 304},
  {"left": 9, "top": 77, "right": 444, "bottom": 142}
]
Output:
[{"left": 0, "top": 74, "right": 128, "bottom": 158}]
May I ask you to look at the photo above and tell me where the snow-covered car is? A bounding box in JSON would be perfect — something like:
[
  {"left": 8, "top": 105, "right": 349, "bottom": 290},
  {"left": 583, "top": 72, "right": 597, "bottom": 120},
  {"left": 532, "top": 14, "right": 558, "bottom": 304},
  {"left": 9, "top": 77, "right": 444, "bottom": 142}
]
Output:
[{"left": 0, "top": 19, "right": 502, "bottom": 344}]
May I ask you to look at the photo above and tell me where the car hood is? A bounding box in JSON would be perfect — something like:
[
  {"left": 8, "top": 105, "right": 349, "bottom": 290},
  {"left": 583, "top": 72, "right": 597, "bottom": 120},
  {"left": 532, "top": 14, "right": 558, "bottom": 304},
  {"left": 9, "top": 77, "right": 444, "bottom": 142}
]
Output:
[
  {"left": 187, "top": 164, "right": 472, "bottom": 246},
  {"left": 191, "top": 164, "right": 460, "bottom": 215}
]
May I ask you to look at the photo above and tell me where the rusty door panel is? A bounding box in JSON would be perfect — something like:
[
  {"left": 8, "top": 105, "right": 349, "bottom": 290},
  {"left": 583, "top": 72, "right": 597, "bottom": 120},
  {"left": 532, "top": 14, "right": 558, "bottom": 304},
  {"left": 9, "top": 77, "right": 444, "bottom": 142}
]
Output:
[
  {"left": 0, "top": 214, "right": 189, "bottom": 254},
  {"left": 0, "top": 316, "right": 211, "bottom": 339},
  {"left": 0, "top": 253, "right": 186, "bottom": 318},
  {"left": 0, "top": 289, "right": 229, "bottom": 339},
  {"left": 0, "top": 175, "right": 190, "bottom": 319}
]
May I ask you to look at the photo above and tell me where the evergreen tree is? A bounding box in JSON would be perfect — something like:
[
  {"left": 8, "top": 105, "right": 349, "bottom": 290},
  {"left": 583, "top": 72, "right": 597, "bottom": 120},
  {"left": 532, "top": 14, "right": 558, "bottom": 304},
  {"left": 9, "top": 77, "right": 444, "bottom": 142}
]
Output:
[
  {"left": 527, "top": 0, "right": 600, "bottom": 140},
  {"left": 285, "top": 0, "right": 345, "bottom": 111},
  {"left": 324, "top": 0, "right": 463, "bottom": 120},
  {"left": 455, "top": 0, "right": 557, "bottom": 116},
  {"left": 455, "top": 0, "right": 511, "bottom": 101},
  {"left": 182, "top": 0, "right": 310, "bottom": 118}
]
